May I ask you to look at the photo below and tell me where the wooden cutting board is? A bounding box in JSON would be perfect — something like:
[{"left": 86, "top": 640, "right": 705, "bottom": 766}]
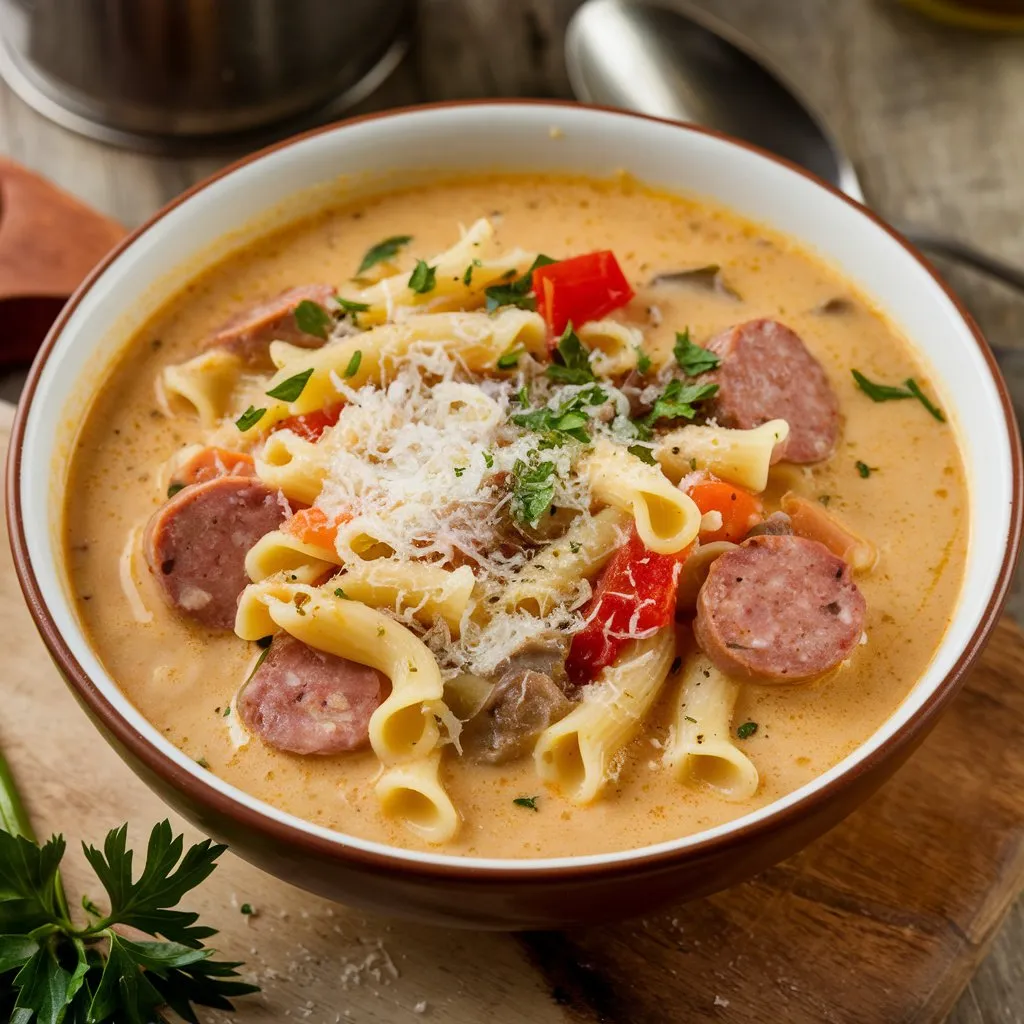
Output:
[{"left": 2, "top": 401, "right": 1023, "bottom": 1024}]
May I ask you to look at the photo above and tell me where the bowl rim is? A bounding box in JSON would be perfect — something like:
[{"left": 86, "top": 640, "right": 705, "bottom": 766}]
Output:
[{"left": 8, "top": 98, "right": 1022, "bottom": 883}]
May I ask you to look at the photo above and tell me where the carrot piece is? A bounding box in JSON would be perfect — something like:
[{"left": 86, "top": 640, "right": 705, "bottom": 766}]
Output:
[
  {"left": 687, "top": 478, "right": 763, "bottom": 543},
  {"left": 175, "top": 447, "right": 255, "bottom": 487},
  {"left": 780, "top": 492, "right": 877, "bottom": 572},
  {"left": 284, "top": 506, "right": 350, "bottom": 549}
]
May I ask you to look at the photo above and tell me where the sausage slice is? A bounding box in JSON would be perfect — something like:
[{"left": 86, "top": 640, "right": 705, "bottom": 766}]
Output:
[
  {"left": 144, "top": 477, "right": 287, "bottom": 630},
  {"left": 704, "top": 319, "right": 839, "bottom": 463},
  {"left": 204, "top": 284, "right": 335, "bottom": 368},
  {"left": 694, "top": 534, "right": 866, "bottom": 682},
  {"left": 238, "top": 635, "right": 384, "bottom": 755}
]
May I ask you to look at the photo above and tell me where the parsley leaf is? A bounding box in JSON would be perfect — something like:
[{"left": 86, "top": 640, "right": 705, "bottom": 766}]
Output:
[
  {"left": 266, "top": 368, "right": 313, "bottom": 402},
  {"left": 334, "top": 296, "right": 370, "bottom": 315},
  {"left": 511, "top": 458, "right": 556, "bottom": 526},
  {"left": 166, "top": 482, "right": 185, "bottom": 499},
  {"left": 235, "top": 406, "right": 265, "bottom": 432},
  {"left": 343, "top": 350, "right": 362, "bottom": 378},
  {"left": 545, "top": 323, "right": 596, "bottom": 385},
  {"left": 512, "top": 385, "right": 607, "bottom": 444},
  {"left": 628, "top": 443, "right": 657, "bottom": 465},
  {"left": 356, "top": 234, "right": 412, "bottom": 275},
  {"left": 496, "top": 347, "right": 524, "bottom": 370},
  {"left": 635, "top": 346, "right": 652, "bottom": 375},
  {"left": 852, "top": 370, "right": 945, "bottom": 422},
  {"left": 463, "top": 258, "right": 482, "bottom": 286},
  {"left": 641, "top": 379, "right": 719, "bottom": 427},
  {"left": 482, "top": 451, "right": 494, "bottom": 469},
  {"left": 293, "top": 300, "right": 333, "bottom": 340},
  {"left": 484, "top": 254, "right": 557, "bottom": 312},
  {"left": 408, "top": 260, "right": 437, "bottom": 294},
  {"left": 736, "top": 721, "right": 758, "bottom": 739},
  {"left": 513, "top": 796, "right": 539, "bottom": 811},
  {"left": 855, "top": 460, "right": 876, "bottom": 479},
  {"left": 673, "top": 328, "right": 720, "bottom": 375}
]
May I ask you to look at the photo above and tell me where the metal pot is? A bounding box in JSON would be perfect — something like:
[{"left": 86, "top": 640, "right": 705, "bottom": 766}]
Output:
[{"left": 0, "top": 0, "right": 412, "bottom": 151}]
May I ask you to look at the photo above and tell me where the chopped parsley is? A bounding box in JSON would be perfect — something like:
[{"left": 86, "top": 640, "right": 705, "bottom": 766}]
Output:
[
  {"left": 335, "top": 295, "right": 370, "bottom": 315},
  {"left": 511, "top": 458, "right": 557, "bottom": 526},
  {"left": 513, "top": 796, "right": 539, "bottom": 811},
  {"left": 855, "top": 460, "right": 877, "bottom": 479},
  {"left": 266, "top": 367, "right": 314, "bottom": 402},
  {"left": 673, "top": 328, "right": 720, "bottom": 375},
  {"left": 166, "top": 481, "right": 185, "bottom": 498},
  {"left": 377, "top": 625, "right": 386, "bottom": 637},
  {"left": 684, "top": 715, "right": 697, "bottom": 724},
  {"left": 454, "top": 466, "right": 466, "bottom": 477},
  {"left": 294, "top": 299, "right": 333, "bottom": 340},
  {"left": 196, "top": 757, "right": 210, "bottom": 770},
  {"left": 628, "top": 443, "right": 657, "bottom": 465},
  {"left": 357, "top": 234, "right": 412, "bottom": 275},
  {"left": 736, "top": 721, "right": 759, "bottom": 740},
  {"left": 222, "top": 706, "right": 231, "bottom": 717},
  {"left": 545, "top": 323, "right": 596, "bottom": 385},
  {"left": 334, "top": 587, "right": 349, "bottom": 599},
  {"left": 484, "top": 254, "right": 557, "bottom": 311},
  {"left": 496, "top": 347, "right": 524, "bottom": 370},
  {"left": 408, "top": 259, "right": 437, "bottom": 294},
  {"left": 512, "top": 384, "right": 607, "bottom": 444},
  {"left": 463, "top": 258, "right": 483, "bottom": 285},
  {"left": 235, "top": 405, "right": 266, "bottom": 431},
  {"left": 640, "top": 378, "right": 719, "bottom": 429},
  {"left": 635, "top": 346, "right": 653, "bottom": 375},
  {"left": 343, "top": 349, "right": 362, "bottom": 378},
  {"left": 240, "top": 903, "right": 255, "bottom": 916},
  {"left": 482, "top": 451, "right": 495, "bottom": 469},
  {"left": 851, "top": 370, "right": 945, "bottom": 422}
]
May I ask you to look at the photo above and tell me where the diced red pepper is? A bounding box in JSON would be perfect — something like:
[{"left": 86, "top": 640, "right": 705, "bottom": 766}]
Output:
[
  {"left": 566, "top": 525, "right": 688, "bottom": 686},
  {"left": 271, "top": 404, "right": 342, "bottom": 443},
  {"left": 533, "top": 251, "right": 635, "bottom": 339},
  {"left": 687, "top": 478, "right": 763, "bottom": 544}
]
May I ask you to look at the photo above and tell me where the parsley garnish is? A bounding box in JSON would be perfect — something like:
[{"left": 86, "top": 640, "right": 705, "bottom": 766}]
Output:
[
  {"left": 235, "top": 405, "right": 265, "bottom": 431},
  {"left": 222, "top": 706, "right": 231, "bottom": 717},
  {"left": 512, "top": 385, "right": 607, "bottom": 444},
  {"left": 463, "top": 258, "right": 482, "bottom": 286},
  {"left": 294, "top": 299, "right": 333, "bottom": 340},
  {"left": 511, "top": 458, "right": 557, "bottom": 526},
  {"left": 513, "top": 796, "right": 539, "bottom": 811},
  {"left": 166, "top": 482, "right": 185, "bottom": 499},
  {"left": 454, "top": 467, "right": 466, "bottom": 478},
  {"left": 343, "top": 350, "right": 362, "bottom": 378},
  {"left": 0, "top": 788, "right": 256, "bottom": 1024},
  {"left": 266, "top": 368, "right": 314, "bottom": 402},
  {"left": 334, "top": 296, "right": 370, "bottom": 315},
  {"left": 496, "top": 347, "right": 524, "bottom": 370},
  {"left": 635, "top": 346, "right": 652, "bottom": 375},
  {"left": 569, "top": 541, "right": 582, "bottom": 554},
  {"left": 545, "top": 323, "right": 596, "bottom": 385},
  {"left": 482, "top": 451, "right": 495, "bottom": 469},
  {"left": 736, "top": 721, "right": 758, "bottom": 739},
  {"left": 641, "top": 379, "right": 719, "bottom": 428},
  {"left": 484, "top": 254, "right": 556, "bottom": 312},
  {"left": 673, "top": 328, "right": 720, "bottom": 375},
  {"left": 356, "top": 235, "right": 412, "bottom": 275},
  {"left": 628, "top": 443, "right": 657, "bottom": 465},
  {"left": 684, "top": 715, "right": 697, "bottom": 724},
  {"left": 334, "top": 588, "right": 349, "bottom": 599},
  {"left": 408, "top": 259, "right": 437, "bottom": 294},
  {"left": 855, "top": 460, "right": 877, "bottom": 479},
  {"left": 851, "top": 370, "right": 945, "bottom": 422},
  {"left": 240, "top": 903, "right": 255, "bottom": 916}
]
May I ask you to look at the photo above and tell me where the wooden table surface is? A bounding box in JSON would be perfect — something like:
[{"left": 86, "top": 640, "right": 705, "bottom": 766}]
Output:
[{"left": 2, "top": 1, "right": 1023, "bottom": 1020}]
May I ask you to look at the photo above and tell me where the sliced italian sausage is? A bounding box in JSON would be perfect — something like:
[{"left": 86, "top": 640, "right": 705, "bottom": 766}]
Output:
[
  {"left": 703, "top": 319, "right": 839, "bottom": 463},
  {"left": 204, "top": 283, "right": 335, "bottom": 367},
  {"left": 693, "top": 534, "right": 866, "bottom": 683},
  {"left": 144, "top": 476, "right": 287, "bottom": 630},
  {"left": 238, "top": 635, "right": 384, "bottom": 755}
]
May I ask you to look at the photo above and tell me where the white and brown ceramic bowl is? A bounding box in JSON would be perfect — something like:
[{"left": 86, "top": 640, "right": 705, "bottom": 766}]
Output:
[{"left": 7, "top": 102, "right": 1022, "bottom": 929}]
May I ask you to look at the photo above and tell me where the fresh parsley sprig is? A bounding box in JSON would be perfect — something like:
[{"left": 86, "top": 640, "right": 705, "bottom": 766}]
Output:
[
  {"left": 545, "top": 324, "right": 596, "bottom": 385},
  {"left": 484, "top": 255, "right": 556, "bottom": 312},
  {"left": 852, "top": 370, "right": 945, "bottom": 422},
  {"left": 0, "top": 749, "right": 257, "bottom": 1024},
  {"left": 511, "top": 385, "right": 607, "bottom": 444},
  {"left": 673, "top": 328, "right": 720, "bottom": 375},
  {"left": 510, "top": 458, "right": 557, "bottom": 527}
]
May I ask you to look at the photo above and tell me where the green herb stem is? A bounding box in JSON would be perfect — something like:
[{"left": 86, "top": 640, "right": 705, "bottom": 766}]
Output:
[{"left": 0, "top": 745, "right": 35, "bottom": 841}]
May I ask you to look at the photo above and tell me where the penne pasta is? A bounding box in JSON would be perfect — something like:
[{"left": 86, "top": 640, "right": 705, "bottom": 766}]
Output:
[
  {"left": 160, "top": 349, "right": 242, "bottom": 426},
  {"left": 375, "top": 751, "right": 460, "bottom": 844}
]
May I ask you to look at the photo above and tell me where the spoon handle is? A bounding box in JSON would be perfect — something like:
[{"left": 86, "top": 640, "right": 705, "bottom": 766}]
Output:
[{"left": 893, "top": 221, "right": 1024, "bottom": 295}]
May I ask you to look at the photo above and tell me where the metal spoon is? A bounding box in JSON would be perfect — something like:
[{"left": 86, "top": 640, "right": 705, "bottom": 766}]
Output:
[{"left": 566, "top": 0, "right": 1024, "bottom": 295}]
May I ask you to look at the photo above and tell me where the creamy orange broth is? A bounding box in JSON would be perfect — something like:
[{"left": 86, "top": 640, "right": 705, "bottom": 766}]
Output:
[{"left": 65, "top": 174, "right": 967, "bottom": 857}]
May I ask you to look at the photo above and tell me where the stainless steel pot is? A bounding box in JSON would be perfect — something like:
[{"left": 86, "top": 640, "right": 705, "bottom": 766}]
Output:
[{"left": 0, "top": 0, "right": 412, "bottom": 151}]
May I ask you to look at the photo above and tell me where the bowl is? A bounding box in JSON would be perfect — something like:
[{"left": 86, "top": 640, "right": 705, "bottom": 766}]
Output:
[{"left": 8, "top": 101, "right": 1022, "bottom": 929}]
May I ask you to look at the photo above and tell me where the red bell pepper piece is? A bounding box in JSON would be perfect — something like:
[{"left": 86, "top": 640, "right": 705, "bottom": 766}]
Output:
[
  {"left": 271, "top": 404, "right": 342, "bottom": 443},
  {"left": 566, "top": 525, "right": 687, "bottom": 686},
  {"left": 533, "top": 250, "right": 635, "bottom": 339}
]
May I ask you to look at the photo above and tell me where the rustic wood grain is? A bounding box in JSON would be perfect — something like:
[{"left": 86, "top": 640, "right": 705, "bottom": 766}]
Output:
[{"left": 2, "top": 1, "right": 1023, "bottom": 1019}]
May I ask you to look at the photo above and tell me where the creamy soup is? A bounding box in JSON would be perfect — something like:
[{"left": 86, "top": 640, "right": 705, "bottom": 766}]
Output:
[{"left": 66, "top": 174, "right": 967, "bottom": 858}]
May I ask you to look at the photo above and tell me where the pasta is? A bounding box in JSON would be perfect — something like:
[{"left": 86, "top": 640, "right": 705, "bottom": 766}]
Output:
[
  {"left": 534, "top": 629, "right": 677, "bottom": 804},
  {"left": 579, "top": 319, "right": 644, "bottom": 376},
  {"left": 160, "top": 349, "right": 241, "bottom": 426},
  {"left": 244, "top": 530, "right": 339, "bottom": 583},
  {"left": 656, "top": 419, "right": 790, "bottom": 492},
  {"left": 583, "top": 440, "right": 702, "bottom": 554},
  {"left": 664, "top": 653, "right": 759, "bottom": 801},
  {"left": 375, "top": 752, "right": 460, "bottom": 844}
]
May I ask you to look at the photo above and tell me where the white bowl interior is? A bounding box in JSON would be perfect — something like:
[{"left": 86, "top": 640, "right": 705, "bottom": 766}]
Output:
[{"left": 19, "top": 104, "right": 1015, "bottom": 869}]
